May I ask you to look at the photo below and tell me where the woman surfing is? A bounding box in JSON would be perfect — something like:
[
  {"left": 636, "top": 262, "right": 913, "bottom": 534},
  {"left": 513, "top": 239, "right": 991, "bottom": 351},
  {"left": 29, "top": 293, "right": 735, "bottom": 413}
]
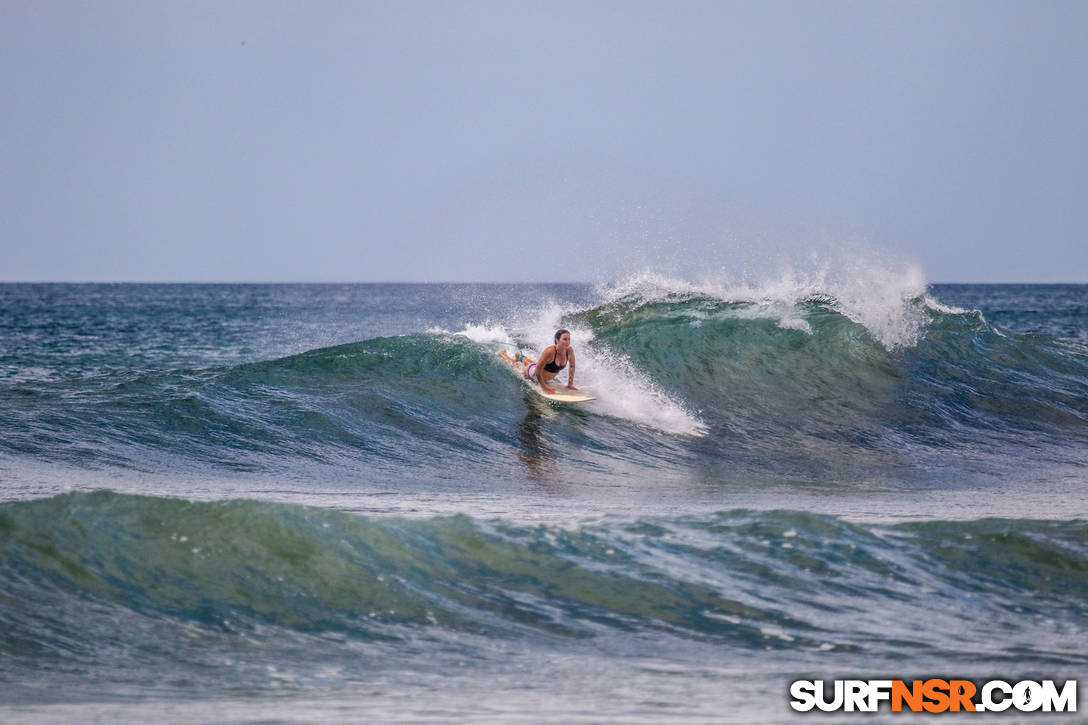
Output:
[{"left": 500, "top": 329, "right": 577, "bottom": 395}]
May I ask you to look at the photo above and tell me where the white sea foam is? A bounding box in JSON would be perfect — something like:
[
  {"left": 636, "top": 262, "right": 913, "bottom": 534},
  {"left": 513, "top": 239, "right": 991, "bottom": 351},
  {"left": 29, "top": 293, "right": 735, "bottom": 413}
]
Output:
[
  {"left": 427, "top": 323, "right": 517, "bottom": 345},
  {"left": 448, "top": 304, "right": 706, "bottom": 437},
  {"left": 575, "top": 344, "right": 707, "bottom": 437},
  {"left": 596, "top": 247, "right": 932, "bottom": 350},
  {"left": 922, "top": 295, "right": 968, "bottom": 315},
  {"left": 451, "top": 323, "right": 514, "bottom": 345},
  {"left": 525, "top": 304, "right": 706, "bottom": 436}
]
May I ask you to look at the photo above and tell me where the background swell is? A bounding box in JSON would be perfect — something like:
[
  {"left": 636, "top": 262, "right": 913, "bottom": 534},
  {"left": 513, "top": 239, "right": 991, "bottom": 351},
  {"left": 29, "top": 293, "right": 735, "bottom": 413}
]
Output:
[{"left": 2, "top": 283, "right": 1086, "bottom": 480}]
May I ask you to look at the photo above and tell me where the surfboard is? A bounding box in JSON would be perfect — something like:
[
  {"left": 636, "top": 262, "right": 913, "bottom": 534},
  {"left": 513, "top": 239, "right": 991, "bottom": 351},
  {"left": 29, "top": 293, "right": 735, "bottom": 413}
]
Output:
[
  {"left": 534, "top": 385, "right": 596, "bottom": 403},
  {"left": 498, "top": 351, "right": 596, "bottom": 403}
]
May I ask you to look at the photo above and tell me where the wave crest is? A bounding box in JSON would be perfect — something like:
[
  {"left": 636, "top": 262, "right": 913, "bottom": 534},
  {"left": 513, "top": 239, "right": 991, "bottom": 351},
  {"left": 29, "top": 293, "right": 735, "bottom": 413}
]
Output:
[{"left": 595, "top": 259, "right": 930, "bottom": 350}]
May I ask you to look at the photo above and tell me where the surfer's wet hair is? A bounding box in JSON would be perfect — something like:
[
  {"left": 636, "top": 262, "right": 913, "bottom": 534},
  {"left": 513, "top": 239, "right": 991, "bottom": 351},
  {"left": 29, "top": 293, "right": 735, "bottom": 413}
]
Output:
[{"left": 555, "top": 329, "right": 570, "bottom": 342}]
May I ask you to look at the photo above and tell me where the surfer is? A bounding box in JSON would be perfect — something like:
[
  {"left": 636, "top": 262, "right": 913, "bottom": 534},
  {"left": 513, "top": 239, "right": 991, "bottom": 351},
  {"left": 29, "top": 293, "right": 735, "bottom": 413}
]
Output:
[{"left": 500, "top": 329, "right": 577, "bottom": 395}]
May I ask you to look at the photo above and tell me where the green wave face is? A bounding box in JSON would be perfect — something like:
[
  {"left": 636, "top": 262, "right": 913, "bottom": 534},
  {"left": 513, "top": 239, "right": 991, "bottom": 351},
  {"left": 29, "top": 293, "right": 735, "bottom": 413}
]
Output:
[
  {"left": 572, "top": 293, "right": 1088, "bottom": 447},
  {"left": 2, "top": 493, "right": 1086, "bottom": 679},
  {"left": 575, "top": 296, "right": 905, "bottom": 430}
]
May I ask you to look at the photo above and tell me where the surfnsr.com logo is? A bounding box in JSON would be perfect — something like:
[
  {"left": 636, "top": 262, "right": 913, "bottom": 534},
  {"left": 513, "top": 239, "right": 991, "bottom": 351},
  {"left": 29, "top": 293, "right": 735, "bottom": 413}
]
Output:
[{"left": 789, "top": 679, "right": 1077, "bottom": 713}]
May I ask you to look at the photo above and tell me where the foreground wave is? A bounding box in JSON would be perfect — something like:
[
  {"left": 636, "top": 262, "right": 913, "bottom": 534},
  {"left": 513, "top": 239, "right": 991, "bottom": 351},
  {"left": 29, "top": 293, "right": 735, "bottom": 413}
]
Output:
[{"left": 1, "top": 491, "right": 1085, "bottom": 700}]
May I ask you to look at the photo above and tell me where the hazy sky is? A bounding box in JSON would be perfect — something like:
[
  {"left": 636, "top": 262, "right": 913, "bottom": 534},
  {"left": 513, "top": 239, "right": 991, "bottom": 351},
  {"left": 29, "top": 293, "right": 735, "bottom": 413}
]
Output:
[{"left": 2, "top": 0, "right": 1085, "bottom": 283}]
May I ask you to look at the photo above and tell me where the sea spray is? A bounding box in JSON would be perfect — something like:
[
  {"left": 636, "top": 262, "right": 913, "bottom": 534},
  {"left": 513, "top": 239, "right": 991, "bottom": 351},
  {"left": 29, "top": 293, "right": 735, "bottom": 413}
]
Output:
[
  {"left": 443, "top": 312, "right": 707, "bottom": 436},
  {"left": 595, "top": 252, "right": 930, "bottom": 350}
]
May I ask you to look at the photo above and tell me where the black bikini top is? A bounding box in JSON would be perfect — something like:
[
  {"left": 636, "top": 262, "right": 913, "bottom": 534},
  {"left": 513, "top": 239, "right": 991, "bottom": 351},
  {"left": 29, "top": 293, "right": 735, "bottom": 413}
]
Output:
[{"left": 542, "top": 348, "right": 566, "bottom": 373}]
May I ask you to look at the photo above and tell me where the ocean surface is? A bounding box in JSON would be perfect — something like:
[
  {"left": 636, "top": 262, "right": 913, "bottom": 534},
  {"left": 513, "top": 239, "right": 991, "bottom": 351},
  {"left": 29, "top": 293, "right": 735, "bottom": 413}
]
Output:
[{"left": 1, "top": 276, "right": 1086, "bottom": 723}]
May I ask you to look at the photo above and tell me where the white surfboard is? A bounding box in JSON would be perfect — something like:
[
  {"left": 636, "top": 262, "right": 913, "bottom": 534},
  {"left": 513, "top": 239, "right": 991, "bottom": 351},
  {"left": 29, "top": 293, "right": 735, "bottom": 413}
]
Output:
[
  {"left": 533, "top": 385, "right": 596, "bottom": 403},
  {"left": 498, "top": 351, "right": 596, "bottom": 403}
]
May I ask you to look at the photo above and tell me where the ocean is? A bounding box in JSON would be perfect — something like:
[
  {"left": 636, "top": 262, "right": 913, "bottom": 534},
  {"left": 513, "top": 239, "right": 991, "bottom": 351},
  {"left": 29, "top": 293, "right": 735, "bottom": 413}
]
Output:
[{"left": 1, "top": 276, "right": 1085, "bottom": 723}]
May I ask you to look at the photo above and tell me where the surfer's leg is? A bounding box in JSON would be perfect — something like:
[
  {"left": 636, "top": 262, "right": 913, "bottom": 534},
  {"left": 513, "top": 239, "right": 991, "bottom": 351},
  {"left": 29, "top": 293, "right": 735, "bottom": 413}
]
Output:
[{"left": 501, "top": 350, "right": 533, "bottom": 368}]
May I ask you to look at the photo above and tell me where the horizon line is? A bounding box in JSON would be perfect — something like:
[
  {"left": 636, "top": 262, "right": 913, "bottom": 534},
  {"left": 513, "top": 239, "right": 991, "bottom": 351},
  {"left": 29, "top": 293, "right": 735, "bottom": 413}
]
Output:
[{"left": 1, "top": 280, "right": 1086, "bottom": 286}]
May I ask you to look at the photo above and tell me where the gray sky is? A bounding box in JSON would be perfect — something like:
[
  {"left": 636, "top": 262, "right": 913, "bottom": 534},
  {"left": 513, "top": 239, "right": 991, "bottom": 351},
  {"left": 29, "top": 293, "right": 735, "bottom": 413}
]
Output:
[{"left": 2, "top": 0, "right": 1085, "bottom": 283}]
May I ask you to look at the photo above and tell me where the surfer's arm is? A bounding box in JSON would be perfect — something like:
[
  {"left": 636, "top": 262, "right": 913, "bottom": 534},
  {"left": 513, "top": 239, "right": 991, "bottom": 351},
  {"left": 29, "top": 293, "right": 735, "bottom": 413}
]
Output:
[
  {"left": 566, "top": 350, "right": 577, "bottom": 389},
  {"left": 539, "top": 373, "right": 557, "bottom": 394}
]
